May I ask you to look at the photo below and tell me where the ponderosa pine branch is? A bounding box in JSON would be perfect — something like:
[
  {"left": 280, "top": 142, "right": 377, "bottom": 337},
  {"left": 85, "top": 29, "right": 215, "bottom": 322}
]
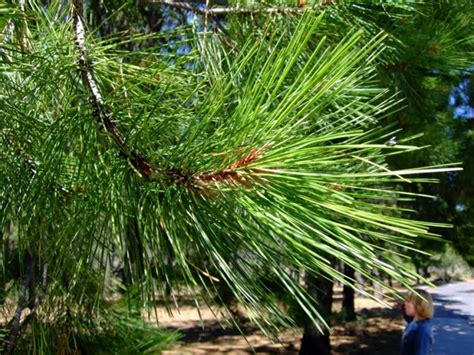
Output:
[
  {"left": 72, "top": 0, "right": 154, "bottom": 178},
  {"left": 71, "top": 0, "right": 268, "bottom": 187},
  {"left": 145, "top": 0, "right": 334, "bottom": 16}
]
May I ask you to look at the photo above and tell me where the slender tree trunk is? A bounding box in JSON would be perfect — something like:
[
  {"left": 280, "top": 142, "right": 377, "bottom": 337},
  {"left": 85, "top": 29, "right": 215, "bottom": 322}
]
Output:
[
  {"left": 123, "top": 214, "right": 145, "bottom": 286},
  {"left": 5, "top": 251, "right": 35, "bottom": 355},
  {"left": 388, "top": 275, "right": 393, "bottom": 288},
  {"left": 354, "top": 271, "right": 365, "bottom": 292},
  {"left": 413, "top": 259, "right": 422, "bottom": 285},
  {"left": 342, "top": 263, "right": 356, "bottom": 321},
  {"left": 371, "top": 268, "right": 383, "bottom": 301},
  {"left": 422, "top": 266, "right": 430, "bottom": 279},
  {"left": 299, "top": 272, "right": 333, "bottom": 355},
  {"left": 0, "top": 230, "right": 6, "bottom": 305}
]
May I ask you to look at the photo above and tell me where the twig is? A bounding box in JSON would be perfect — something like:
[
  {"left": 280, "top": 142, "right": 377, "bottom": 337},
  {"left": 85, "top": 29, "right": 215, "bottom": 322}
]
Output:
[
  {"left": 213, "top": 24, "right": 239, "bottom": 52},
  {"left": 71, "top": 0, "right": 154, "bottom": 178},
  {"left": 146, "top": 0, "right": 334, "bottom": 15}
]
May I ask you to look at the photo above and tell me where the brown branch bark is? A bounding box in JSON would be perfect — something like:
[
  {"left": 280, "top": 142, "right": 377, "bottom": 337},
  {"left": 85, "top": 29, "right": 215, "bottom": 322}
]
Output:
[{"left": 72, "top": 0, "right": 154, "bottom": 178}]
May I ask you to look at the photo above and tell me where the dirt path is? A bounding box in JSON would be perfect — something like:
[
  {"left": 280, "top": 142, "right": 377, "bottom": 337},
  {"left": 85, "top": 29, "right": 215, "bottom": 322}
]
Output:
[{"left": 158, "top": 292, "right": 405, "bottom": 354}]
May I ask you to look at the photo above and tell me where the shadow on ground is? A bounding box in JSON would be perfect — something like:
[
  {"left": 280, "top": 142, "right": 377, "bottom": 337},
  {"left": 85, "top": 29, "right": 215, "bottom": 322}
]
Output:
[
  {"left": 430, "top": 292, "right": 474, "bottom": 355},
  {"left": 164, "top": 307, "right": 405, "bottom": 354}
]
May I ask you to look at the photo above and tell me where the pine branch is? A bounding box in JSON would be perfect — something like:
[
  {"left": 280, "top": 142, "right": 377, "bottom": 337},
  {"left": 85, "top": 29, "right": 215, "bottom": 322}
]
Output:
[
  {"left": 71, "top": 0, "right": 153, "bottom": 178},
  {"left": 146, "top": 0, "right": 334, "bottom": 15},
  {"left": 72, "top": 0, "right": 268, "bottom": 187}
]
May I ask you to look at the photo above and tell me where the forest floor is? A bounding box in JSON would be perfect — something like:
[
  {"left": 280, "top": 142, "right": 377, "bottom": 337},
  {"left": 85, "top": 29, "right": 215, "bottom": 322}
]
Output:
[{"left": 158, "top": 287, "right": 406, "bottom": 355}]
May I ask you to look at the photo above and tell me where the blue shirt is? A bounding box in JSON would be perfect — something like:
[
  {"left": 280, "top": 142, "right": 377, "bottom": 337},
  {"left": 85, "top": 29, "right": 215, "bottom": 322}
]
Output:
[{"left": 401, "top": 318, "right": 433, "bottom": 355}]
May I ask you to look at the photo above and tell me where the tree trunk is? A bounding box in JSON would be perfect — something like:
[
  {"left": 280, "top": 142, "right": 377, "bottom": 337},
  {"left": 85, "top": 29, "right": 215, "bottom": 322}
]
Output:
[
  {"left": 342, "top": 263, "right": 356, "bottom": 321},
  {"left": 371, "top": 268, "right": 383, "bottom": 301},
  {"left": 355, "top": 271, "right": 365, "bottom": 292},
  {"left": 388, "top": 275, "right": 393, "bottom": 288},
  {"left": 422, "top": 266, "right": 430, "bottom": 279},
  {"left": 5, "top": 251, "right": 35, "bottom": 355},
  {"left": 299, "top": 272, "right": 333, "bottom": 355}
]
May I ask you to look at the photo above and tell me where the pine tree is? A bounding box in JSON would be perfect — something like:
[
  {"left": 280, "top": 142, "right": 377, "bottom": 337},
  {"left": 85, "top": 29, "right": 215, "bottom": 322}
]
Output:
[{"left": 0, "top": 1, "right": 470, "bottom": 353}]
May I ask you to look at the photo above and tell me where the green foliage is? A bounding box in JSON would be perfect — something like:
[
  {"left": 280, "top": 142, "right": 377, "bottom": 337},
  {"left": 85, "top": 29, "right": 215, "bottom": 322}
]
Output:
[
  {"left": 371, "top": 3, "right": 474, "bottom": 266},
  {"left": 430, "top": 244, "right": 472, "bottom": 282},
  {"left": 18, "top": 307, "right": 181, "bottom": 354}
]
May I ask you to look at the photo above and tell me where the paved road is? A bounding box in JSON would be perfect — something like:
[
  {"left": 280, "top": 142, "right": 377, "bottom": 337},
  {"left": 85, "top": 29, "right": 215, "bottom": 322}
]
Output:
[{"left": 429, "top": 280, "right": 474, "bottom": 355}]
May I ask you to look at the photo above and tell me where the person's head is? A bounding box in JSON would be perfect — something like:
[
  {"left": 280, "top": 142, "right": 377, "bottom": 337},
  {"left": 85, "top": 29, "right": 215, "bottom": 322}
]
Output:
[{"left": 405, "top": 289, "right": 434, "bottom": 320}]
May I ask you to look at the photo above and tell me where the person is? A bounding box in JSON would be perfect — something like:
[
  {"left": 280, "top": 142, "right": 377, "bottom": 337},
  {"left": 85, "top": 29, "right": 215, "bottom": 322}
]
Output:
[{"left": 399, "top": 289, "right": 434, "bottom": 355}]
